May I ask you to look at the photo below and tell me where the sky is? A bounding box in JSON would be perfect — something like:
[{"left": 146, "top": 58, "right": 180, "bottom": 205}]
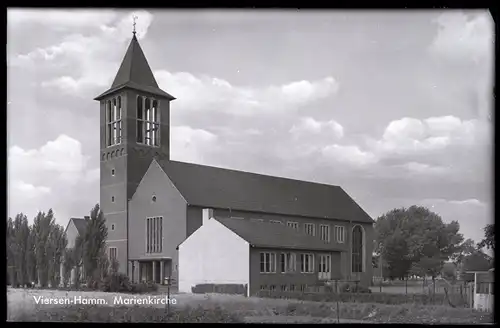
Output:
[{"left": 7, "top": 9, "right": 494, "bottom": 245}]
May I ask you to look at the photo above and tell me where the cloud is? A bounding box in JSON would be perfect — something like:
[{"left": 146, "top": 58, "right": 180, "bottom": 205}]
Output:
[
  {"left": 429, "top": 11, "right": 494, "bottom": 121},
  {"left": 155, "top": 71, "right": 338, "bottom": 117},
  {"left": 8, "top": 9, "right": 118, "bottom": 30},
  {"left": 429, "top": 11, "right": 494, "bottom": 64},
  {"left": 8, "top": 134, "right": 98, "bottom": 225},
  {"left": 368, "top": 115, "right": 489, "bottom": 157},
  {"left": 290, "top": 117, "right": 344, "bottom": 139},
  {"left": 321, "top": 144, "right": 378, "bottom": 167},
  {"left": 9, "top": 134, "right": 89, "bottom": 183},
  {"left": 10, "top": 10, "right": 154, "bottom": 96},
  {"left": 398, "top": 162, "right": 449, "bottom": 176},
  {"left": 10, "top": 180, "right": 51, "bottom": 198},
  {"left": 170, "top": 126, "right": 219, "bottom": 164}
]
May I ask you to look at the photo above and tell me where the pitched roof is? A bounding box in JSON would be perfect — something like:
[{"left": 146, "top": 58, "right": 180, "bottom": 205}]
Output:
[
  {"left": 94, "top": 35, "right": 175, "bottom": 101},
  {"left": 215, "top": 217, "right": 341, "bottom": 251},
  {"left": 68, "top": 218, "right": 87, "bottom": 236},
  {"left": 158, "top": 159, "right": 374, "bottom": 224}
]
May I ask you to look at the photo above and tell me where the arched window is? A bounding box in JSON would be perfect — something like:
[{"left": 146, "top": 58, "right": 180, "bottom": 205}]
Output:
[
  {"left": 352, "top": 225, "right": 363, "bottom": 273},
  {"left": 136, "top": 96, "right": 160, "bottom": 146},
  {"left": 105, "top": 96, "right": 122, "bottom": 147}
]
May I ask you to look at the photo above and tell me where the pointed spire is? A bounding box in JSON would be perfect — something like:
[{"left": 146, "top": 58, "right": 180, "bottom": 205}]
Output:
[
  {"left": 132, "top": 15, "right": 137, "bottom": 36},
  {"left": 94, "top": 30, "right": 175, "bottom": 101},
  {"left": 110, "top": 35, "right": 159, "bottom": 89}
]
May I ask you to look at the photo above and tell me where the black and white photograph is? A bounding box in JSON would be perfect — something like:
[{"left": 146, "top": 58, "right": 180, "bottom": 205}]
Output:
[{"left": 7, "top": 8, "right": 494, "bottom": 323}]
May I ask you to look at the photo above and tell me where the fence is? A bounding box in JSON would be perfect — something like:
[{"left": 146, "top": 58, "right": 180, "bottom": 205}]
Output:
[
  {"left": 371, "top": 277, "right": 472, "bottom": 294},
  {"left": 256, "top": 279, "right": 473, "bottom": 307}
]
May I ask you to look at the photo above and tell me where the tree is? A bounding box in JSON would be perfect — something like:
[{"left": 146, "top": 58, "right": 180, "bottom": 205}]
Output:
[
  {"left": 12, "top": 214, "right": 31, "bottom": 287},
  {"left": 450, "top": 238, "right": 476, "bottom": 266},
  {"left": 460, "top": 250, "right": 492, "bottom": 281},
  {"left": 47, "top": 223, "right": 67, "bottom": 288},
  {"left": 375, "top": 206, "right": 464, "bottom": 280},
  {"left": 80, "top": 204, "right": 108, "bottom": 286},
  {"left": 73, "top": 235, "right": 84, "bottom": 288},
  {"left": 441, "top": 262, "right": 457, "bottom": 282},
  {"left": 62, "top": 248, "right": 75, "bottom": 287},
  {"left": 26, "top": 226, "right": 38, "bottom": 285},
  {"left": 374, "top": 208, "right": 412, "bottom": 279},
  {"left": 477, "top": 224, "right": 494, "bottom": 252},
  {"left": 33, "top": 210, "right": 57, "bottom": 288},
  {"left": 7, "top": 217, "right": 16, "bottom": 286}
]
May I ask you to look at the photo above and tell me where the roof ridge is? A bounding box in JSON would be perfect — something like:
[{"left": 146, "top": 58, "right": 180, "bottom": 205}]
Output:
[
  {"left": 127, "top": 34, "right": 137, "bottom": 84},
  {"left": 164, "top": 159, "right": 341, "bottom": 189}
]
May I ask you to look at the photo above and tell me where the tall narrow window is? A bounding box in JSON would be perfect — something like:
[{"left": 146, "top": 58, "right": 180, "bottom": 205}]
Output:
[
  {"left": 109, "top": 247, "right": 117, "bottom": 262},
  {"left": 335, "top": 226, "right": 345, "bottom": 243},
  {"left": 137, "top": 96, "right": 160, "bottom": 146},
  {"left": 151, "top": 218, "right": 156, "bottom": 253},
  {"left": 146, "top": 218, "right": 150, "bottom": 253},
  {"left": 352, "top": 225, "right": 364, "bottom": 273},
  {"left": 300, "top": 253, "right": 315, "bottom": 273},
  {"left": 304, "top": 223, "right": 315, "bottom": 236},
  {"left": 320, "top": 225, "right": 330, "bottom": 242},
  {"left": 146, "top": 216, "right": 163, "bottom": 254},
  {"left": 106, "top": 96, "right": 122, "bottom": 147},
  {"left": 137, "top": 96, "right": 144, "bottom": 143}
]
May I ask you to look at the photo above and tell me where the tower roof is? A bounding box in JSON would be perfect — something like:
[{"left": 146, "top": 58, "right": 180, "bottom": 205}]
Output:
[{"left": 94, "top": 34, "right": 175, "bottom": 101}]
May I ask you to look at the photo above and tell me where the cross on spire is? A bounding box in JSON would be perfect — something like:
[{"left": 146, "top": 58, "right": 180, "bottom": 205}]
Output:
[{"left": 132, "top": 15, "right": 138, "bottom": 35}]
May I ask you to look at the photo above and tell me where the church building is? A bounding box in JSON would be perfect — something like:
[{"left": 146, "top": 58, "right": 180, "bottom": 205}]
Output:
[{"left": 94, "top": 30, "right": 374, "bottom": 294}]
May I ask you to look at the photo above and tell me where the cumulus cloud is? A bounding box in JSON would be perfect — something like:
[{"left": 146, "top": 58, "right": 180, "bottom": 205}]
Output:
[
  {"left": 8, "top": 134, "right": 99, "bottom": 225},
  {"left": 10, "top": 180, "right": 51, "bottom": 198},
  {"left": 429, "top": 11, "right": 494, "bottom": 64},
  {"left": 398, "top": 162, "right": 449, "bottom": 176},
  {"left": 368, "top": 115, "right": 490, "bottom": 156},
  {"left": 290, "top": 117, "right": 344, "bottom": 139},
  {"left": 9, "top": 134, "right": 90, "bottom": 183},
  {"left": 429, "top": 11, "right": 494, "bottom": 121},
  {"left": 170, "top": 126, "right": 219, "bottom": 164},
  {"left": 321, "top": 144, "right": 378, "bottom": 167},
  {"left": 10, "top": 10, "right": 154, "bottom": 96},
  {"left": 155, "top": 71, "right": 338, "bottom": 117},
  {"left": 8, "top": 9, "right": 118, "bottom": 30}
]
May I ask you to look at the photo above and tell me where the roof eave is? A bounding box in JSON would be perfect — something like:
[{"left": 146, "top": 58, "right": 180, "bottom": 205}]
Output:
[
  {"left": 250, "top": 243, "right": 343, "bottom": 252},
  {"left": 94, "top": 84, "right": 176, "bottom": 101},
  {"left": 188, "top": 203, "right": 374, "bottom": 224}
]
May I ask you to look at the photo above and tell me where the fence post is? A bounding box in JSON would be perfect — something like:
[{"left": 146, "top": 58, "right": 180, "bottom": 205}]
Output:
[
  {"left": 355, "top": 280, "right": 359, "bottom": 293},
  {"left": 379, "top": 277, "right": 382, "bottom": 293},
  {"left": 335, "top": 279, "right": 338, "bottom": 294},
  {"left": 405, "top": 276, "right": 408, "bottom": 295}
]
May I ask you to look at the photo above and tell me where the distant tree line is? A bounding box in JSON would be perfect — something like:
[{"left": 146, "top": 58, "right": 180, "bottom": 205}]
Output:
[
  {"left": 373, "top": 205, "right": 494, "bottom": 284},
  {"left": 7, "top": 204, "right": 111, "bottom": 289}
]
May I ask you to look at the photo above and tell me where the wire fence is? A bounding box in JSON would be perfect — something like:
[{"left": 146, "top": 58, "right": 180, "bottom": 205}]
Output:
[
  {"left": 256, "top": 279, "right": 481, "bottom": 307},
  {"left": 370, "top": 277, "right": 474, "bottom": 296}
]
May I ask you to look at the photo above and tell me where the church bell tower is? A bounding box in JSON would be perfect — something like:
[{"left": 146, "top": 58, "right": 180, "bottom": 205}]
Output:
[{"left": 94, "top": 28, "right": 175, "bottom": 274}]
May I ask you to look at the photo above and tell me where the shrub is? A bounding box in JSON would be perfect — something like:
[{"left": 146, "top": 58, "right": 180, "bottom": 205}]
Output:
[
  {"left": 130, "top": 282, "right": 158, "bottom": 294},
  {"left": 192, "top": 283, "right": 247, "bottom": 295},
  {"left": 99, "top": 272, "right": 133, "bottom": 293},
  {"left": 340, "top": 282, "right": 372, "bottom": 293}
]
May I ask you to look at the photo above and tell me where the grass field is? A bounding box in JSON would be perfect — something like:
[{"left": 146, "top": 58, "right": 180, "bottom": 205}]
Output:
[{"left": 7, "top": 288, "right": 492, "bottom": 323}]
